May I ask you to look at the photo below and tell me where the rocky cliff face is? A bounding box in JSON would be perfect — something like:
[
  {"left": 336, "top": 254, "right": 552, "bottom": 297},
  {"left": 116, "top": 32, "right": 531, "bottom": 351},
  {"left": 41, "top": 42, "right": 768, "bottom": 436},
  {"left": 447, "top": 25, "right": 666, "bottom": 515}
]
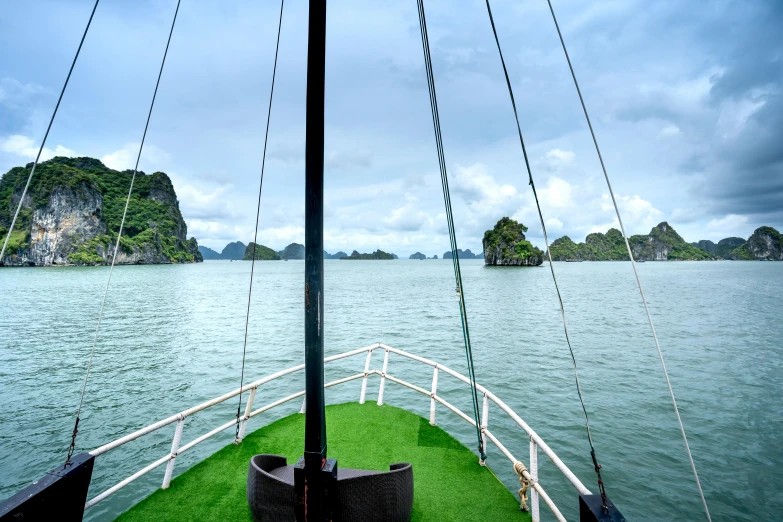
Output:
[
  {"left": 716, "top": 237, "right": 746, "bottom": 258},
  {"left": 482, "top": 217, "right": 543, "bottom": 266},
  {"left": 691, "top": 239, "right": 717, "bottom": 254},
  {"left": 729, "top": 227, "right": 782, "bottom": 260},
  {"left": 691, "top": 237, "right": 746, "bottom": 259},
  {"left": 0, "top": 157, "right": 202, "bottom": 266},
  {"left": 278, "top": 242, "right": 305, "bottom": 260}
]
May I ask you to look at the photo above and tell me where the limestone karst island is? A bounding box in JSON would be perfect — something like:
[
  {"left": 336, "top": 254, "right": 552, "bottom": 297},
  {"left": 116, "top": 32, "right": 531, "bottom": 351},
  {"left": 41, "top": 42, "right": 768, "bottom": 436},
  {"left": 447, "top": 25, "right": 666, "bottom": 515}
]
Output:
[
  {"left": 482, "top": 217, "right": 544, "bottom": 266},
  {"left": 0, "top": 157, "right": 201, "bottom": 266}
]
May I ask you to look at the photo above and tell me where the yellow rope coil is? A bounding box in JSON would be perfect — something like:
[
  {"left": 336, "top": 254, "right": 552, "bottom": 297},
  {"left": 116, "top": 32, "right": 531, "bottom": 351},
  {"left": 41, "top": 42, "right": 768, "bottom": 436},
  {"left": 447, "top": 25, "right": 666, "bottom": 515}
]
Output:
[{"left": 513, "top": 461, "right": 531, "bottom": 512}]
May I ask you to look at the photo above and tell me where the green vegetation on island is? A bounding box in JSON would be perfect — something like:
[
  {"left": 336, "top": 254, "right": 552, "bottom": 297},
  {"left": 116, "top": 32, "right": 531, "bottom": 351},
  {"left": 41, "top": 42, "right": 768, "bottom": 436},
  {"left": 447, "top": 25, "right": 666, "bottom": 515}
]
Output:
[
  {"left": 549, "top": 222, "right": 714, "bottom": 261},
  {"left": 341, "top": 249, "right": 395, "bottom": 260},
  {"left": 0, "top": 157, "right": 201, "bottom": 266},
  {"left": 243, "top": 242, "right": 281, "bottom": 260},
  {"left": 726, "top": 226, "right": 782, "bottom": 260},
  {"left": 443, "top": 249, "right": 482, "bottom": 260},
  {"left": 482, "top": 217, "right": 543, "bottom": 266}
]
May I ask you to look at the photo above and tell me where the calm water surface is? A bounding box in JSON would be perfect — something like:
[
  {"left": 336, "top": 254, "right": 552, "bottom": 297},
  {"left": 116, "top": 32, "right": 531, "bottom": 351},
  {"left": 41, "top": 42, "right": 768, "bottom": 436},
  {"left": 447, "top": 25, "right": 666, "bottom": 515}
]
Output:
[{"left": 1, "top": 260, "right": 781, "bottom": 521}]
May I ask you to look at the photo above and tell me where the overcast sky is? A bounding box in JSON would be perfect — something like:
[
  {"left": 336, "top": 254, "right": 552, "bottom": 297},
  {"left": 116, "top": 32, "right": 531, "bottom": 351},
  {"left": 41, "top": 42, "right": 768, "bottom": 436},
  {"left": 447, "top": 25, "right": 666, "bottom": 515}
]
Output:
[{"left": 1, "top": 0, "right": 781, "bottom": 255}]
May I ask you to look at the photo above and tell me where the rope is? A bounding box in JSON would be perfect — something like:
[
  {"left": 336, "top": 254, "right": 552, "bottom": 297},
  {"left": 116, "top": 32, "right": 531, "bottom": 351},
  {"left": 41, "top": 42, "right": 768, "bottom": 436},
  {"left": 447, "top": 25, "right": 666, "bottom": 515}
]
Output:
[
  {"left": 415, "top": 0, "right": 485, "bottom": 461},
  {"left": 0, "top": 0, "right": 100, "bottom": 264},
  {"left": 66, "top": 0, "right": 181, "bottom": 466},
  {"left": 483, "top": 0, "right": 608, "bottom": 507},
  {"left": 513, "top": 461, "right": 531, "bottom": 512},
  {"left": 235, "top": 0, "right": 285, "bottom": 442},
  {"left": 545, "top": 1, "right": 711, "bottom": 519}
]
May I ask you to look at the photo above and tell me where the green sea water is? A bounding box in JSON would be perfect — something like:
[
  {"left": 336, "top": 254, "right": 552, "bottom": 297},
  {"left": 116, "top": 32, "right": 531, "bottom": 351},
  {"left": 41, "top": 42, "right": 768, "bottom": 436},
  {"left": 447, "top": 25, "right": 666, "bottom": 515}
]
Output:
[{"left": 1, "top": 260, "right": 781, "bottom": 521}]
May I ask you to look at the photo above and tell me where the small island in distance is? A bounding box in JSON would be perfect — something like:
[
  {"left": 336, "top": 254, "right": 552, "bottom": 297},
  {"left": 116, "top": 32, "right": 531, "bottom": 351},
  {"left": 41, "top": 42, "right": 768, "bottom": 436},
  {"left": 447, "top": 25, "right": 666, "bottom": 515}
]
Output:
[
  {"left": 199, "top": 242, "right": 397, "bottom": 261},
  {"left": 199, "top": 220, "right": 782, "bottom": 265}
]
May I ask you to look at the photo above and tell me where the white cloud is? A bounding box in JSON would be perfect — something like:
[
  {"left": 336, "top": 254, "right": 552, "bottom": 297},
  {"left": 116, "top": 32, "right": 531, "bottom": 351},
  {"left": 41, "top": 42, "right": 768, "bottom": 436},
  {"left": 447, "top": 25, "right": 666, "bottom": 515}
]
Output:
[
  {"left": 705, "top": 214, "right": 749, "bottom": 237},
  {"left": 452, "top": 163, "right": 519, "bottom": 213},
  {"left": 545, "top": 217, "right": 563, "bottom": 230},
  {"left": 1, "top": 134, "right": 75, "bottom": 162},
  {"left": 538, "top": 149, "right": 577, "bottom": 173},
  {"left": 383, "top": 196, "right": 433, "bottom": 232},
  {"left": 538, "top": 177, "right": 573, "bottom": 209},
  {"left": 0, "top": 77, "right": 45, "bottom": 109},
  {"left": 660, "top": 125, "right": 681, "bottom": 137},
  {"left": 546, "top": 149, "right": 575, "bottom": 163},
  {"left": 597, "top": 194, "right": 663, "bottom": 233},
  {"left": 101, "top": 143, "right": 171, "bottom": 171}
]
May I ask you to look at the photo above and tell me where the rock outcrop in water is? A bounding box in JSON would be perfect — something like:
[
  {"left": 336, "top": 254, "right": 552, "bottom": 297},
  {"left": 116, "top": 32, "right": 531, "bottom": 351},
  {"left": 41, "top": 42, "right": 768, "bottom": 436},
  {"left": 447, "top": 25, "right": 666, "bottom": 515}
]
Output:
[
  {"left": 244, "top": 242, "right": 281, "bottom": 260},
  {"left": 278, "top": 242, "right": 305, "bottom": 260},
  {"left": 410, "top": 252, "right": 426, "bottom": 260},
  {"left": 0, "top": 157, "right": 201, "bottom": 266},
  {"left": 549, "top": 222, "right": 714, "bottom": 261},
  {"left": 727, "top": 227, "right": 782, "bottom": 260},
  {"left": 690, "top": 237, "right": 747, "bottom": 259},
  {"left": 340, "top": 249, "right": 395, "bottom": 260},
  {"left": 482, "top": 217, "right": 543, "bottom": 266},
  {"left": 199, "top": 241, "right": 247, "bottom": 260},
  {"left": 443, "top": 249, "right": 482, "bottom": 260}
]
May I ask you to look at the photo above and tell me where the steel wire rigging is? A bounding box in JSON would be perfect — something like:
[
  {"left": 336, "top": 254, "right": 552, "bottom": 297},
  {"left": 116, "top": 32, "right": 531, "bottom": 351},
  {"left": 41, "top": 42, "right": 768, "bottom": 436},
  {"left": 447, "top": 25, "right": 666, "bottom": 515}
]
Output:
[
  {"left": 66, "top": 0, "right": 182, "bottom": 465},
  {"left": 415, "top": 0, "right": 486, "bottom": 461},
  {"left": 0, "top": 0, "right": 100, "bottom": 264},
  {"left": 235, "top": 0, "right": 286, "bottom": 442},
  {"left": 482, "top": 0, "right": 609, "bottom": 507},
  {"left": 545, "top": 0, "right": 712, "bottom": 519}
]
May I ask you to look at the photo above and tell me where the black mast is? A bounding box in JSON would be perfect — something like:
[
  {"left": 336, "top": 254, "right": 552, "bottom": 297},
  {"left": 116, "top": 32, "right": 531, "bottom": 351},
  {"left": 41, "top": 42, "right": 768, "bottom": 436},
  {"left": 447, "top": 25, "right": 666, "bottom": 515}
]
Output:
[
  {"left": 296, "top": 0, "right": 336, "bottom": 520},
  {"left": 304, "top": 0, "right": 327, "bottom": 465}
]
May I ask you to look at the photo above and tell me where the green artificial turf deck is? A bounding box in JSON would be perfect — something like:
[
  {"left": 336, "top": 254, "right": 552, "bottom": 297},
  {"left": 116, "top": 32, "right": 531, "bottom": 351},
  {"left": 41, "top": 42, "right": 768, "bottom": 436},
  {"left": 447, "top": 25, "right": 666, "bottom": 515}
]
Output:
[{"left": 116, "top": 402, "right": 529, "bottom": 521}]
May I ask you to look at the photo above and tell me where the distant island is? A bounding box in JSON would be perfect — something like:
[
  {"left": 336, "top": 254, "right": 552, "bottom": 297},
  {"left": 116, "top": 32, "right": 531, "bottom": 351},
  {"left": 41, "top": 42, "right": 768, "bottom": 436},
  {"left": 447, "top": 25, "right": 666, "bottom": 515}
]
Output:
[
  {"left": 200, "top": 241, "right": 246, "bottom": 260},
  {"left": 443, "top": 249, "right": 482, "bottom": 260},
  {"left": 198, "top": 222, "right": 782, "bottom": 265},
  {"left": 199, "top": 241, "right": 395, "bottom": 261},
  {"left": 483, "top": 217, "right": 543, "bottom": 266},
  {"left": 341, "top": 250, "right": 395, "bottom": 260},
  {"left": 200, "top": 242, "right": 348, "bottom": 260},
  {"left": 690, "top": 227, "right": 782, "bottom": 260},
  {"left": 0, "top": 157, "right": 202, "bottom": 266},
  {"left": 548, "top": 222, "right": 782, "bottom": 261},
  {"left": 244, "top": 242, "right": 280, "bottom": 260}
]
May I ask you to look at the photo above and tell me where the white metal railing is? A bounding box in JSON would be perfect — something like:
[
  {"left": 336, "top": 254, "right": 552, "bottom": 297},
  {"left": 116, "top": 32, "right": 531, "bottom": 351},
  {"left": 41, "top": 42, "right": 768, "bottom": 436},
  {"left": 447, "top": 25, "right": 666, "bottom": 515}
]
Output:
[{"left": 85, "top": 343, "right": 589, "bottom": 521}]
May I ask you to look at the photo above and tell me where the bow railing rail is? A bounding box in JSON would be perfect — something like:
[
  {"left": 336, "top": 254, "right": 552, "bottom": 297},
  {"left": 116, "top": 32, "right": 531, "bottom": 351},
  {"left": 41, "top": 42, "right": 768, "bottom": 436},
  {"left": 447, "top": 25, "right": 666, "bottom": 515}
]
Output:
[{"left": 85, "top": 343, "right": 590, "bottom": 522}]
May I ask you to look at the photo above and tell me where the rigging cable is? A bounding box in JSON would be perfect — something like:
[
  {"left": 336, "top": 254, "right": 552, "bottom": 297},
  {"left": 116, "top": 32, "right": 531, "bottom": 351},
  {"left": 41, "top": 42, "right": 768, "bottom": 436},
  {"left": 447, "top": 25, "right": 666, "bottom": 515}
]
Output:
[
  {"left": 0, "top": 0, "right": 100, "bottom": 264},
  {"left": 66, "top": 0, "right": 182, "bottom": 466},
  {"left": 545, "top": 1, "right": 712, "bottom": 519},
  {"left": 416, "top": 0, "right": 485, "bottom": 461},
  {"left": 235, "top": 0, "right": 285, "bottom": 442},
  {"left": 482, "top": 0, "right": 608, "bottom": 507}
]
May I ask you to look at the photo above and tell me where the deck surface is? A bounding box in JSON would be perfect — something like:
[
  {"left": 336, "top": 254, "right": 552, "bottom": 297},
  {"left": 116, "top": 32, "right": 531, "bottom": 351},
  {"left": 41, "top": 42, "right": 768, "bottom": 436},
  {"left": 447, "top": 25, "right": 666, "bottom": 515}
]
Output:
[{"left": 116, "top": 402, "right": 529, "bottom": 521}]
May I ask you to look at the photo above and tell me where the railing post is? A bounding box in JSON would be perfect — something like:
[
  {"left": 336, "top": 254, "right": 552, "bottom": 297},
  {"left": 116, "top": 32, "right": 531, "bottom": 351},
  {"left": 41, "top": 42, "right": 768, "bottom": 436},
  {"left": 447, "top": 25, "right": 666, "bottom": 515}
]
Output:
[
  {"left": 162, "top": 415, "right": 184, "bottom": 489},
  {"left": 429, "top": 366, "right": 439, "bottom": 425},
  {"left": 359, "top": 348, "right": 374, "bottom": 404},
  {"left": 299, "top": 395, "right": 306, "bottom": 414},
  {"left": 530, "top": 436, "right": 539, "bottom": 522},
  {"left": 480, "top": 392, "right": 488, "bottom": 465},
  {"left": 236, "top": 386, "right": 257, "bottom": 443},
  {"left": 376, "top": 347, "right": 390, "bottom": 406}
]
